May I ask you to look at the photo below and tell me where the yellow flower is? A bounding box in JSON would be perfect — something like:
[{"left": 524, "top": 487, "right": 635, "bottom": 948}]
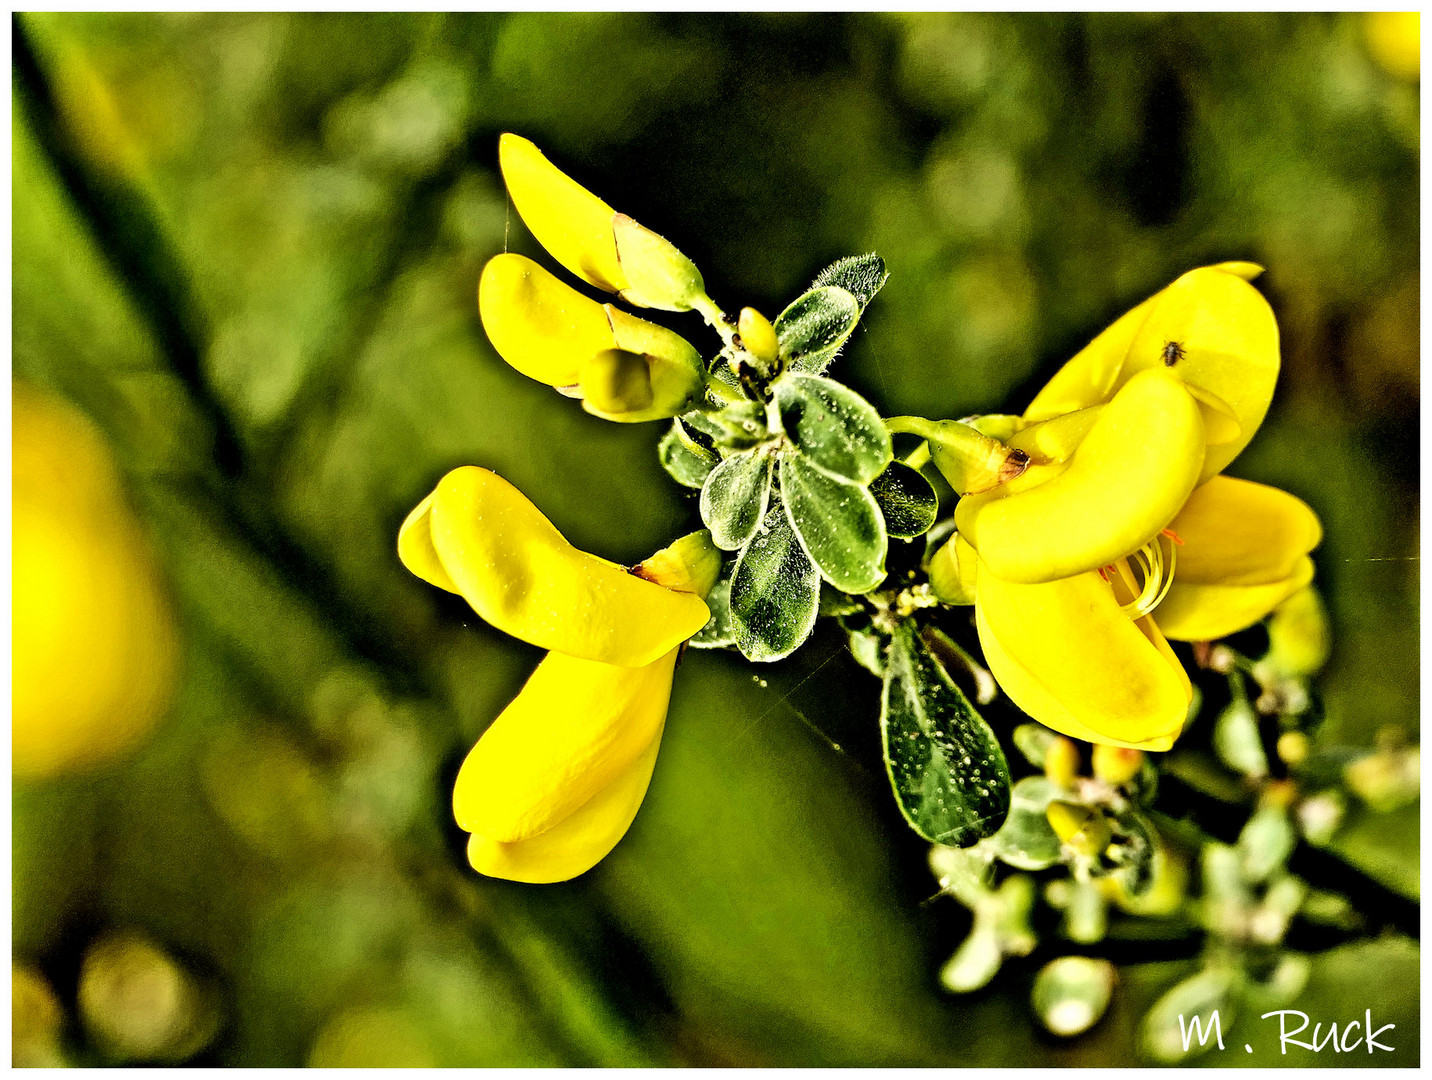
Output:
[
  {"left": 478, "top": 253, "right": 705, "bottom": 422},
  {"left": 13, "top": 383, "right": 178, "bottom": 778},
  {"left": 479, "top": 135, "right": 714, "bottom": 422},
  {"left": 945, "top": 265, "right": 1321, "bottom": 751},
  {"left": 1364, "top": 11, "right": 1420, "bottom": 82},
  {"left": 398, "top": 466, "right": 715, "bottom": 882}
]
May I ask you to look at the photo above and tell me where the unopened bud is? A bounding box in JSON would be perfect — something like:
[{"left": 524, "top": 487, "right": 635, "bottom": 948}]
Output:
[
  {"left": 737, "top": 307, "right": 779, "bottom": 366},
  {"left": 633, "top": 530, "right": 721, "bottom": 599},
  {"left": 13, "top": 963, "right": 66, "bottom": 1067},
  {"left": 612, "top": 213, "right": 706, "bottom": 312},
  {"left": 928, "top": 534, "right": 977, "bottom": 605},
  {"left": 1263, "top": 586, "right": 1331, "bottom": 679},
  {"left": 1032, "top": 956, "right": 1115, "bottom": 1037},
  {"left": 1046, "top": 801, "right": 1112, "bottom": 857},
  {"left": 1044, "top": 736, "right": 1081, "bottom": 788},
  {"left": 1091, "top": 744, "right": 1143, "bottom": 786}
]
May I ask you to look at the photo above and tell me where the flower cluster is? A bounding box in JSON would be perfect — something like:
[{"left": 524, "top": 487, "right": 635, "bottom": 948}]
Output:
[{"left": 400, "top": 133, "right": 1325, "bottom": 887}]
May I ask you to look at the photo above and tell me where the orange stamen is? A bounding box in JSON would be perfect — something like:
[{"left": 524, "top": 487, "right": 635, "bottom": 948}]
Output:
[{"left": 1161, "top": 527, "right": 1185, "bottom": 546}]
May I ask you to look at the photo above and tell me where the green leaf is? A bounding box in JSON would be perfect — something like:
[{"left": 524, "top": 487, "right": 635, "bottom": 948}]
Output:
[
  {"left": 811, "top": 253, "right": 888, "bottom": 312},
  {"left": 880, "top": 623, "right": 1011, "bottom": 846},
  {"left": 1011, "top": 723, "right": 1059, "bottom": 769},
  {"left": 988, "top": 776, "right": 1062, "bottom": 871},
  {"left": 868, "top": 460, "right": 938, "bottom": 539},
  {"left": 728, "top": 500, "right": 821, "bottom": 662},
  {"left": 773, "top": 373, "right": 891, "bottom": 484},
  {"left": 699, "top": 448, "right": 774, "bottom": 551},
  {"left": 773, "top": 285, "right": 861, "bottom": 375},
  {"left": 659, "top": 419, "right": 719, "bottom": 489},
  {"left": 779, "top": 454, "right": 887, "bottom": 594},
  {"left": 688, "top": 574, "right": 736, "bottom": 649}
]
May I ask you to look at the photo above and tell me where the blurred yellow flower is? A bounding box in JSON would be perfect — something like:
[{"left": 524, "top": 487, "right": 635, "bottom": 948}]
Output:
[
  {"left": 13, "top": 383, "right": 178, "bottom": 778},
  {"left": 947, "top": 266, "right": 1320, "bottom": 751},
  {"left": 399, "top": 466, "right": 715, "bottom": 882},
  {"left": 1364, "top": 11, "right": 1420, "bottom": 82}
]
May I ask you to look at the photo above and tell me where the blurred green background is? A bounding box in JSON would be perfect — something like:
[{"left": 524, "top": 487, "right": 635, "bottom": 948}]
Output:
[{"left": 12, "top": 12, "right": 1418, "bottom": 1066}]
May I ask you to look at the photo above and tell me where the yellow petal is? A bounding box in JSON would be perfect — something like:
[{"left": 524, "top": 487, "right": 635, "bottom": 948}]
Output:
[
  {"left": 423, "top": 467, "right": 709, "bottom": 665},
  {"left": 928, "top": 532, "right": 978, "bottom": 605},
  {"left": 1022, "top": 294, "right": 1153, "bottom": 422},
  {"left": 479, "top": 253, "right": 614, "bottom": 387},
  {"left": 466, "top": 726, "right": 662, "bottom": 884},
  {"left": 396, "top": 490, "right": 459, "bottom": 593},
  {"left": 1156, "top": 556, "right": 1315, "bottom": 642},
  {"left": 976, "top": 561, "right": 1190, "bottom": 751},
  {"left": 499, "top": 133, "right": 628, "bottom": 293},
  {"left": 579, "top": 306, "right": 706, "bottom": 423},
  {"left": 1023, "top": 264, "right": 1278, "bottom": 482},
  {"left": 453, "top": 648, "right": 676, "bottom": 842},
  {"left": 1119, "top": 266, "right": 1280, "bottom": 481},
  {"left": 1167, "top": 476, "right": 1322, "bottom": 586},
  {"left": 1007, "top": 404, "right": 1103, "bottom": 463},
  {"left": 957, "top": 369, "right": 1205, "bottom": 584}
]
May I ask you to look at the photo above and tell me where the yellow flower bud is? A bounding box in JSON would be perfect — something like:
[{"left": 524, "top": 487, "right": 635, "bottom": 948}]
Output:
[
  {"left": 928, "top": 533, "right": 978, "bottom": 606},
  {"left": 1091, "top": 744, "right": 1144, "bottom": 786},
  {"left": 738, "top": 306, "right": 779, "bottom": 366},
  {"left": 1263, "top": 585, "right": 1331, "bottom": 678},
  {"left": 612, "top": 213, "right": 707, "bottom": 312},
  {"left": 1044, "top": 736, "right": 1082, "bottom": 788},
  {"left": 1046, "top": 801, "right": 1112, "bottom": 857},
  {"left": 499, "top": 133, "right": 627, "bottom": 293}
]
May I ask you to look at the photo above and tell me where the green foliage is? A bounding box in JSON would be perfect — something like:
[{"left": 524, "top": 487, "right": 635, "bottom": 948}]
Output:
[
  {"left": 728, "top": 500, "right": 822, "bottom": 662},
  {"left": 773, "top": 373, "right": 892, "bottom": 483},
  {"left": 698, "top": 448, "right": 773, "bottom": 551},
  {"left": 774, "top": 285, "right": 862, "bottom": 375},
  {"left": 778, "top": 454, "right": 887, "bottom": 593},
  {"left": 868, "top": 461, "right": 939, "bottom": 539},
  {"left": 880, "top": 623, "right": 1011, "bottom": 846}
]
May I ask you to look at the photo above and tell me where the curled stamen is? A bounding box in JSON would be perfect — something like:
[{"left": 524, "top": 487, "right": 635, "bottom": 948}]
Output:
[{"left": 1116, "top": 532, "right": 1179, "bottom": 619}]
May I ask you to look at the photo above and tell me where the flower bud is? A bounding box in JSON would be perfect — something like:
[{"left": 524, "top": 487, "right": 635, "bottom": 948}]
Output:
[
  {"left": 738, "top": 307, "right": 779, "bottom": 366},
  {"left": 1043, "top": 736, "right": 1081, "bottom": 788},
  {"left": 1032, "top": 956, "right": 1115, "bottom": 1037},
  {"left": 1046, "top": 801, "right": 1112, "bottom": 857},
  {"left": 1091, "top": 744, "right": 1144, "bottom": 786},
  {"left": 928, "top": 533, "right": 977, "bottom": 605},
  {"left": 1262, "top": 585, "right": 1331, "bottom": 679},
  {"left": 77, "top": 932, "right": 221, "bottom": 1064},
  {"left": 612, "top": 213, "right": 707, "bottom": 312}
]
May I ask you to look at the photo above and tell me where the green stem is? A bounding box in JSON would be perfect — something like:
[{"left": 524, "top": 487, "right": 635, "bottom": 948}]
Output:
[
  {"left": 885, "top": 415, "right": 944, "bottom": 440},
  {"left": 690, "top": 290, "right": 737, "bottom": 349}
]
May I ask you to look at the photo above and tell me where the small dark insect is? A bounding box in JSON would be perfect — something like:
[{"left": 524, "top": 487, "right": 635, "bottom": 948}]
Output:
[{"left": 1161, "top": 340, "right": 1186, "bottom": 367}]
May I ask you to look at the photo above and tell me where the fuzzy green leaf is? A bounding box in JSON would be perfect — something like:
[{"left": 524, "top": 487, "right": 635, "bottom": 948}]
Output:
[
  {"left": 780, "top": 453, "right": 887, "bottom": 594},
  {"left": 659, "top": 419, "right": 719, "bottom": 488},
  {"left": 811, "top": 253, "right": 889, "bottom": 312},
  {"left": 881, "top": 623, "right": 1011, "bottom": 846},
  {"left": 699, "top": 448, "right": 774, "bottom": 551},
  {"left": 869, "top": 460, "right": 939, "bottom": 539},
  {"left": 773, "top": 373, "right": 891, "bottom": 484},
  {"left": 729, "top": 500, "right": 821, "bottom": 662},
  {"left": 988, "top": 776, "right": 1063, "bottom": 871},
  {"left": 773, "top": 285, "right": 861, "bottom": 375}
]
